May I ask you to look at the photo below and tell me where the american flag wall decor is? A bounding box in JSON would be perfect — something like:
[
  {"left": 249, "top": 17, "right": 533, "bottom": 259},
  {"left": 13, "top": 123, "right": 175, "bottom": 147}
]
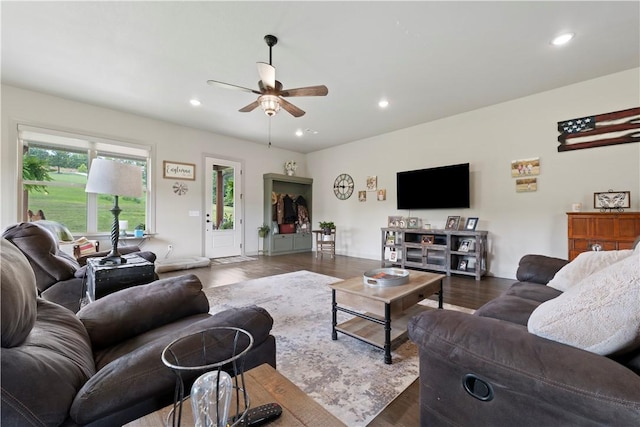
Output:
[{"left": 557, "top": 107, "right": 640, "bottom": 152}]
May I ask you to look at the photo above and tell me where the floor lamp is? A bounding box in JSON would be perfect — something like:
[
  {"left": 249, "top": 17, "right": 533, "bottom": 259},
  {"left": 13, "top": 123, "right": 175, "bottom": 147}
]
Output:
[{"left": 85, "top": 158, "right": 143, "bottom": 265}]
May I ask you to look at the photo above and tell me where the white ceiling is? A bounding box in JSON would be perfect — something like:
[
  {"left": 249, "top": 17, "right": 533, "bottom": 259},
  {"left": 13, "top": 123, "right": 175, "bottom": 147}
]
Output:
[{"left": 2, "top": 1, "right": 639, "bottom": 154}]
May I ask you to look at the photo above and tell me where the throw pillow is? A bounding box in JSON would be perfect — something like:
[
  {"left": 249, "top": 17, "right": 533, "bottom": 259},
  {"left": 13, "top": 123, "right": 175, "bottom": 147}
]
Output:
[
  {"left": 34, "top": 220, "right": 75, "bottom": 242},
  {"left": 528, "top": 252, "right": 640, "bottom": 356},
  {"left": 547, "top": 249, "right": 633, "bottom": 291}
]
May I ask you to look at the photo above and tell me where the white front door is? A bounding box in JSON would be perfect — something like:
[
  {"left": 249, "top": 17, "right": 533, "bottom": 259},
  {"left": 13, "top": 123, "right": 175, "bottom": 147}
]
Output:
[{"left": 204, "top": 157, "right": 242, "bottom": 258}]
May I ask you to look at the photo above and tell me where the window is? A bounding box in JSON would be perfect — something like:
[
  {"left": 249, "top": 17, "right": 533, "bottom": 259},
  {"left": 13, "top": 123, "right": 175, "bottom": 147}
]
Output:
[{"left": 19, "top": 126, "right": 151, "bottom": 235}]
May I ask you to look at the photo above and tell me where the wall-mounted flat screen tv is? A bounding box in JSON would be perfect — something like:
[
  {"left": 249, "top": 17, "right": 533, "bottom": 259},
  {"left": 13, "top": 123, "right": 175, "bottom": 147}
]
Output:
[{"left": 396, "top": 163, "right": 470, "bottom": 210}]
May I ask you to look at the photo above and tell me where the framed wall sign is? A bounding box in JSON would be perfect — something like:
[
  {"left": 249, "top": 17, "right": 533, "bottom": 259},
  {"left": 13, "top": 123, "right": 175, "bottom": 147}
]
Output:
[
  {"left": 594, "top": 190, "right": 630, "bottom": 210},
  {"left": 163, "top": 161, "right": 196, "bottom": 180}
]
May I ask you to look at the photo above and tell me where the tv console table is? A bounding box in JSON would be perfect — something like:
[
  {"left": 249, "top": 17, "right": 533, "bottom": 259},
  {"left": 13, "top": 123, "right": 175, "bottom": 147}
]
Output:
[{"left": 381, "top": 227, "right": 488, "bottom": 280}]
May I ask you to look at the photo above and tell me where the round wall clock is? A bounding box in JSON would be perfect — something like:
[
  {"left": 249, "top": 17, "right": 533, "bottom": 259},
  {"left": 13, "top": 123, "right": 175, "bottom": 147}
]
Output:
[{"left": 333, "top": 173, "right": 354, "bottom": 200}]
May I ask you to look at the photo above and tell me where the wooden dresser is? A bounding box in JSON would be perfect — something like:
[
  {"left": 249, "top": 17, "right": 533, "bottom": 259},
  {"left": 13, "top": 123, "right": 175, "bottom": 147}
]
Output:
[{"left": 567, "top": 212, "right": 640, "bottom": 260}]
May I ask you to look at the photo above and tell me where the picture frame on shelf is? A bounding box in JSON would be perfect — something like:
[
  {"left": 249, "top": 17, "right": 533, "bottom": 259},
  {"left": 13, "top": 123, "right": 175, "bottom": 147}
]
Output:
[
  {"left": 388, "top": 216, "right": 403, "bottom": 228},
  {"left": 389, "top": 249, "right": 398, "bottom": 262},
  {"left": 465, "top": 217, "right": 479, "bottom": 230},
  {"left": 445, "top": 216, "right": 460, "bottom": 230},
  {"left": 458, "top": 239, "right": 474, "bottom": 252},
  {"left": 385, "top": 232, "right": 396, "bottom": 245},
  {"left": 458, "top": 259, "right": 468, "bottom": 271},
  {"left": 593, "top": 190, "right": 630, "bottom": 210},
  {"left": 407, "top": 217, "right": 421, "bottom": 229},
  {"left": 421, "top": 235, "right": 434, "bottom": 245}
]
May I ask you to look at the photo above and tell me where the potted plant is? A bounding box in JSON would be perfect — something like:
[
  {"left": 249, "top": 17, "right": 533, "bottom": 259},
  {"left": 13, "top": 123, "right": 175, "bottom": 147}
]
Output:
[
  {"left": 258, "top": 223, "right": 270, "bottom": 238},
  {"left": 318, "top": 221, "right": 335, "bottom": 235},
  {"left": 134, "top": 223, "right": 145, "bottom": 238}
]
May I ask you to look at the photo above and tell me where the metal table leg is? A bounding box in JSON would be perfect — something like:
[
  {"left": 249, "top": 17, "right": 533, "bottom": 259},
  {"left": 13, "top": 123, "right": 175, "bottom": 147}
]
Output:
[
  {"left": 384, "top": 303, "right": 392, "bottom": 364},
  {"left": 331, "top": 289, "right": 338, "bottom": 340}
]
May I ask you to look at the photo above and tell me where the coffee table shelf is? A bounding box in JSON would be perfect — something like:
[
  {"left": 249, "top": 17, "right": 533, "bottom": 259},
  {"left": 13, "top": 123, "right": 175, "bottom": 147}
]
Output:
[
  {"left": 331, "top": 271, "right": 444, "bottom": 364},
  {"left": 335, "top": 304, "right": 429, "bottom": 349}
]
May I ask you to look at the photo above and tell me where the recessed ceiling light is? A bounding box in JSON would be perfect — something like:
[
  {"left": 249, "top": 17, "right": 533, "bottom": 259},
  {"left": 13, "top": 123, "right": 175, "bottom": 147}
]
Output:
[
  {"left": 551, "top": 33, "right": 574, "bottom": 46},
  {"left": 295, "top": 129, "right": 304, "bottom": 137},
  {"left": 189, "top": 99, "right": 201, "bottom": 107},
  {"left": 378, "top": 99, "right": 389, "bottom": 108}
]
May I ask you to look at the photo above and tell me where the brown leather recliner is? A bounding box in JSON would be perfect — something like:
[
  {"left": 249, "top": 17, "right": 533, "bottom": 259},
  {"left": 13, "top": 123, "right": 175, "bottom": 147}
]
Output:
[
  {"left": 3, "top": 222, "right": 156, "bottom": 312},
  {"left": 408, "top": 253, "right": 640, "bottom": 426},
  {"left": 0, "top": 238, "right": 277, "bottom": 426}
]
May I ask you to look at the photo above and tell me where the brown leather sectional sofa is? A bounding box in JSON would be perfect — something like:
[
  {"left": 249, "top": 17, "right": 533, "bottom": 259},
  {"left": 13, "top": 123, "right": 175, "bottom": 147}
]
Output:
[
  {"left": 1, "top": 238, "right": 276, "bottom": 426},
  {"left": 409, "top": 253, "right": 640, "bottom": 426}
]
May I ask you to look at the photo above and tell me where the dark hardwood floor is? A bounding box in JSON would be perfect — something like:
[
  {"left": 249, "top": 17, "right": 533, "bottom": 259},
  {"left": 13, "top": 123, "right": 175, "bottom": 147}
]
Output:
[
  {"left": 159, "top": 252, "right": 514, "bottom": 310},
  {"left": 158, "top": 253, "right": 515, "bottom": 427}
]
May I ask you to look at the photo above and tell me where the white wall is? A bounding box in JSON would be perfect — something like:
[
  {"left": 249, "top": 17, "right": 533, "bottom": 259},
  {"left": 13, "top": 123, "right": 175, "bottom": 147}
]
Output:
[
  {"left": 3, "top": 69, "right": 639, "bottom": 278},
  {"left": 308, "top": 68, "right": 640, "bottom": 278},
  {"left": 1, "top": 85, "right": 307, "bottom": 258}
]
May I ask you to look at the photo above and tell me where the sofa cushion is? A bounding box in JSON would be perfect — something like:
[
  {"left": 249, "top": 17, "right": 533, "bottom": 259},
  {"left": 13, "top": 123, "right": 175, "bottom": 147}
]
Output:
[
  {"left": 528, "top": 252, "right": 640, "bottom": 356},
  {"left": 1, "top": 299, "right": 95, "bottom": 426},
  {"left": 1, "top": 239, "right": 38, "bottom": 347},
  {"left": 475, "top": 294, "right": 543, "bottom": 326},
  {"left": 504, "top": 282, "right": 563, "bottom": 303},
  {"left": 3, "top": 222, "right": 78, "bottom": 292},
  {"left": 77, "top": 274, "right": 209, "bottom": 350},
  {"left": 71, "top": 305, "right": 274, "bottom": 425},
  {"left": 547, "top": 249, "right": 633, "bottom": 292},
  {"left": 516, "top": 254, "right": 569, "bottom": 284}
]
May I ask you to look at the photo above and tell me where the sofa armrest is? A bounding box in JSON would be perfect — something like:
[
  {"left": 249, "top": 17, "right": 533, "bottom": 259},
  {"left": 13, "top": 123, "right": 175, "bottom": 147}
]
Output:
[
  {"left": 408, "top": 310, "right": 640, "bottom": 426},
  {"left": 77, "top": 274, "right": 209, "bottom": 349},
  {"left": 516, "top": 254, "right": 569, "bottom": 284}
]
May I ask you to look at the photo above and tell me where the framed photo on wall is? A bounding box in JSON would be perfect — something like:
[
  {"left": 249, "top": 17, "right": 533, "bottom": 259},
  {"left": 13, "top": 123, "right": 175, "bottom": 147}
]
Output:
[
  {"left": 445, "top": 216, "right": 460, "bottom": 230},
  {"left": 366, "top": 176, "right": 377, "bottom": 191}
]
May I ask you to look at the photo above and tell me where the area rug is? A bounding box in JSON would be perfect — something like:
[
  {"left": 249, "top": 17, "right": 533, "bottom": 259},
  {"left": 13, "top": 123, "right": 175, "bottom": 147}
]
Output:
[
  {"left": 209, "top": 255, "right": 257, "bottom": 265},
  {"left": 205, "top": 270, "right": 474, "bottom": 426}
]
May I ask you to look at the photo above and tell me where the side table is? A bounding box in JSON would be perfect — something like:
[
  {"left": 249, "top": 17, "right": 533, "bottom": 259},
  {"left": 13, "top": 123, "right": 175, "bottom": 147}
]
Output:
[{"left": 86, "top": 253, "right": 155, "bottom": 302}]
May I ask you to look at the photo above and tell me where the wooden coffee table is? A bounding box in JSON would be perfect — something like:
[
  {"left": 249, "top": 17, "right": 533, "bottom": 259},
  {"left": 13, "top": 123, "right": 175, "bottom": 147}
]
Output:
[
  {"left": 125, "top": 363, "right": 345, "bottom": 426},
  {"left": 331, "top": 270, "right": 444, "bottom": 364}
]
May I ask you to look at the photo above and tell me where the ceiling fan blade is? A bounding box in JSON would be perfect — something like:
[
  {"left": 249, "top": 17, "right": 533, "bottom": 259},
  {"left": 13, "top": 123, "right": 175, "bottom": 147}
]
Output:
[
  {"left": 207, "top": 79, "right": 260, "bottom": 94},
  {"left": 279, "top": 97, "right": 306, "bottom": 117},
  {"left": 239, "top": 100, "right": 260, "bottom": 113},
  {"left": 257, "top": 62, "right": 276, "bottom": 89},
  {"left": 280, "top": 85, "right": 328, "bottom": 97}
]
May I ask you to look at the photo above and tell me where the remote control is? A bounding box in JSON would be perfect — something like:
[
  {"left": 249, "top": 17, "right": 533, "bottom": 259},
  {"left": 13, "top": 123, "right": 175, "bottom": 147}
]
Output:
[{"left": 234, "top": 402, "right": 283, "bottom": 426}]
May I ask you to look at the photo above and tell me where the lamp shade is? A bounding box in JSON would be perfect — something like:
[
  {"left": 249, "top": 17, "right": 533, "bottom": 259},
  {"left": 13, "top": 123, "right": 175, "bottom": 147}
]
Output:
[{"left": 85, "top": 158, "right": 143, "bottom": 197}]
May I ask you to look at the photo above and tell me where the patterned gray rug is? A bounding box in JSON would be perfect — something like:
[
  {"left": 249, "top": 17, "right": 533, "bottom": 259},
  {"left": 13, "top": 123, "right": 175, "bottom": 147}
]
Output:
[{"left": 205, "top": 270, "right": 473, "bottom": 426}]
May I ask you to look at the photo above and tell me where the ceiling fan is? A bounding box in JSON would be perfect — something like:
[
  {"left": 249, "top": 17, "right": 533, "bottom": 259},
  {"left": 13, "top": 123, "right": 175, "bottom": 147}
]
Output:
[{"left": 207, "top": 35, "right": 328, "bottom": 118}]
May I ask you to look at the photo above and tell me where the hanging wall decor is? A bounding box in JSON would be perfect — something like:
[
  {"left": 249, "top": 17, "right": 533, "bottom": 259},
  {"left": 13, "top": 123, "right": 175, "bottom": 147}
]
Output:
[
  {"left": 557, "top": 107, "right": 640, "bottom": 152},
  {"left": 516, "top": 178, "right": 537, "bottom": 192},
  {"left": 511, "top": 158, "right": 540, "bottom": 177},
  {"left": 173, "top": 181, "right": 188, "bottom": 195}
]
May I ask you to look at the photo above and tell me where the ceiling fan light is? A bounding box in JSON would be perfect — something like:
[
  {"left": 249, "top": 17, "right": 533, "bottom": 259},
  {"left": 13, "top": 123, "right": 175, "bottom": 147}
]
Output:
[{"left": 259, "top": 95, "right": 280, "bottom": 116}]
